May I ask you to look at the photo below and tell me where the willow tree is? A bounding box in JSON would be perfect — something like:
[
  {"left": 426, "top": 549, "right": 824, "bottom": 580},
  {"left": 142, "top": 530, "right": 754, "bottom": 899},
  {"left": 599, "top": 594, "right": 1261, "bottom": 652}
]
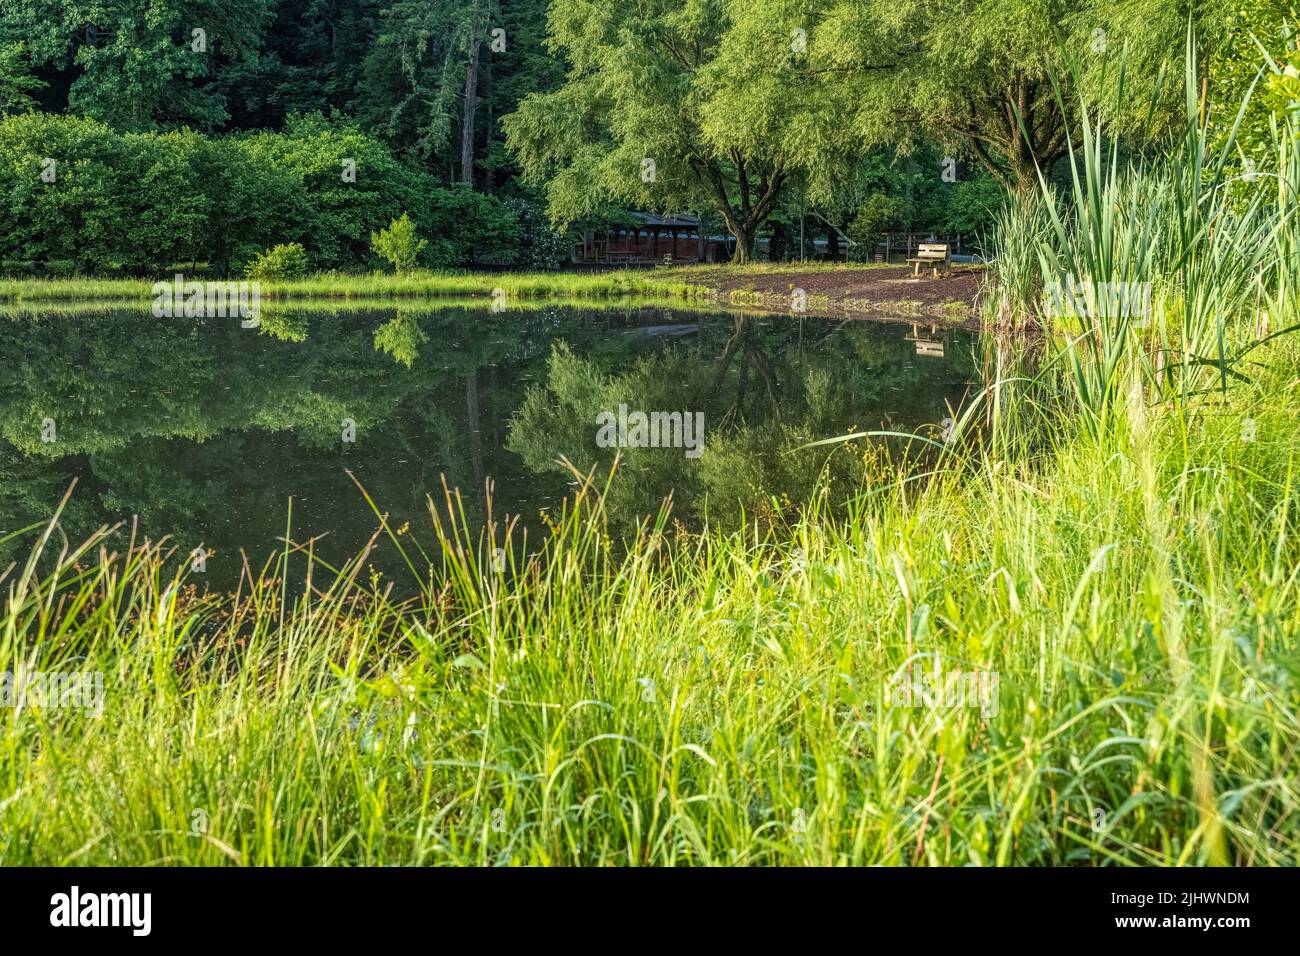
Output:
[
  {"left": 503, "top": 0, "right": 845, "bottom": 262},
  {"left": 1083, "top": 0, "right": 1300, "bottom": 156},
  {"left": 817, "top": 0, "right": 1255, "bottom": 191},
  {"left": 811, "top": 0, "right": 1100, "bottom": 191}
]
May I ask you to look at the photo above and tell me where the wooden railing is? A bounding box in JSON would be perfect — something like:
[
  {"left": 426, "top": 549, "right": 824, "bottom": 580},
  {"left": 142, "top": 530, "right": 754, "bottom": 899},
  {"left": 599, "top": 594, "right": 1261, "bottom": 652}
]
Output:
[{"left": 873, "top": 233, "right": 962, "bottom": 262}]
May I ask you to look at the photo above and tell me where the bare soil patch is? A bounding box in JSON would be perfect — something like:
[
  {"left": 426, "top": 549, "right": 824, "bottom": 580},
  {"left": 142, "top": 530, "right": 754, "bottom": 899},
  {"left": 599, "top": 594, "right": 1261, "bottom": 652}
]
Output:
[{"left": 677, "top": 265, "right": 985, "bottom": 325}]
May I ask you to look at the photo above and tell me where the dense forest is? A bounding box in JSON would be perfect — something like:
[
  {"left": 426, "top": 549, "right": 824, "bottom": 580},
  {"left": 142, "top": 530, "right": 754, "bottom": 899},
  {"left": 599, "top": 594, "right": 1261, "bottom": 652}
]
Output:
[{"left": 0, "top": 1, "right": 1292, "bottom": 273}]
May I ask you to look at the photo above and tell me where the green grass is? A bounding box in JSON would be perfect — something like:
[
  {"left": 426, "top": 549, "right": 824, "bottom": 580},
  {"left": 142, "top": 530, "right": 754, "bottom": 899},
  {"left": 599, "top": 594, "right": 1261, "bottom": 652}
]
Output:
[
  {"left": 656, "top": 260, "right": 903, "bottom": 281},
  {"left": 0, "top": 293, "right": 741, "bottom": 321},
  {"left": 0, "top": 268, "right": 713, "bottom": 305},
  {"left": 0, "top": 262, "right": 912, "bottom": 308},
  {"left": 1, "top": 337, "right": 1298, "bottom": 865},
  {"left": 0, "top": 262, "right": 962, "bottom": 316}
]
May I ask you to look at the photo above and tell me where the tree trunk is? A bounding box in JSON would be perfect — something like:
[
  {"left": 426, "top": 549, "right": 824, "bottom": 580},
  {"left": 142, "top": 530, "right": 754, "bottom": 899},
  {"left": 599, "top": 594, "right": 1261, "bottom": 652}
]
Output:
[
  {"left": 1012, "top": 154, "right": 1043, "bottom": 193},
  {"left": 696, "top": 158, "right": 785, "bottom": 266},
  {"left": 482, "top": 37, "right": 494, "bottom": 195},
  {"left": 722, "top": 213, "right": 757, "bottom": 263},
  {"left": 460, "top": 38, "right": 481, "bottom": 186},
  {"left": 729, "top": 225, "right": 755, "bottom": 264}
]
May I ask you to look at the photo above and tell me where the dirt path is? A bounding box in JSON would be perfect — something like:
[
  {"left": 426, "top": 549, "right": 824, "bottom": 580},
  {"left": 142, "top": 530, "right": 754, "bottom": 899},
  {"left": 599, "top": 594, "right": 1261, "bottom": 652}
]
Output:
[{"left": 673, "top": 265, "right": 986, "bottom": 326}]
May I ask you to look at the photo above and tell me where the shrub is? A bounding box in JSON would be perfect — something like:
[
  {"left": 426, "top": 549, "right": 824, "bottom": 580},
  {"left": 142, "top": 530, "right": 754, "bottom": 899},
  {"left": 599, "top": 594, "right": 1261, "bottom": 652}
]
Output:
[
  {"left": 370, "top": 213, "right": 427, "bottom": 274},
  {"left": 0, "top": 112, "right": 522, "bottom": 276},
  {"left": 244, "top": 243, "right": 309, "bottom": 282},
  {"left": 938, "top": 174, "right": 1007, "bottom": 251},
  {"left": 0, "top": 113, "right": 127, "bottom": 273},
  {"left": 846, "top": 194, "right": 910, "bottom": 262},
  {"left": 423, "top": 186, "right": 520, "bottom": 266},
  {"left": 236, "top": 113, "right": 419, "bottom": 270}
]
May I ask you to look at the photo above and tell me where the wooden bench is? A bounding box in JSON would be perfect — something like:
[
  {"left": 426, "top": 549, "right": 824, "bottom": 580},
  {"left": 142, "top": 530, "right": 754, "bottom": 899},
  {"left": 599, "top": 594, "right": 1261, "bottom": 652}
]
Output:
[
  {"left": 907, "top": 243, "right": 950, "bottom": 278},
  {"left": 905, "top": 323, "right": 945, "bottom": 358}
]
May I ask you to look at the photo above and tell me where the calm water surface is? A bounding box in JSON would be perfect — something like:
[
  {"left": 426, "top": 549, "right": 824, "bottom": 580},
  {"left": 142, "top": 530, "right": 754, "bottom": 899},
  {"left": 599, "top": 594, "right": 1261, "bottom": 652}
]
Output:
[{"left": 0, "top": 304, "right": 976, "bottom": 589}]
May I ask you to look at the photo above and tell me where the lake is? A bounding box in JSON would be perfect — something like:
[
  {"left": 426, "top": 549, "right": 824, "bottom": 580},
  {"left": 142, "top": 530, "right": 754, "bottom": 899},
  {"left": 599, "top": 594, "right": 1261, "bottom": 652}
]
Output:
[{"left": 0, "top": 303, "right": 976, "bottom": 591}]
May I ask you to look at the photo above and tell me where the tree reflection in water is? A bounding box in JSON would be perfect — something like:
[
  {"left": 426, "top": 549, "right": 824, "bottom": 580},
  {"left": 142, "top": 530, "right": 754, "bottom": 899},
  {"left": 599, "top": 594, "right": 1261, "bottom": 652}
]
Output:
[{"left": 0, "top": 304, "right": 975, "bottom": 588}]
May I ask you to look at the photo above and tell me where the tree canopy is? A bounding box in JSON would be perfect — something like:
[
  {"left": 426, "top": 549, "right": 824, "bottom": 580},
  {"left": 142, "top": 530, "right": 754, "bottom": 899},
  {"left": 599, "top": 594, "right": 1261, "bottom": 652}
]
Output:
[{"left": 1, "top": 0, "right": 1294, "bottom": 267}]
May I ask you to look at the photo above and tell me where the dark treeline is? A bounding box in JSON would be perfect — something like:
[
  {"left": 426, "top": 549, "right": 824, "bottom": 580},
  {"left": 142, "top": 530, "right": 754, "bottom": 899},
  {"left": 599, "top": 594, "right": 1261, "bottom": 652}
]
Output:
[
  {"left": 0, "top": 1, "right": 1289, "bottom": 273},
  {"left": 2, "top": 0, "right": 557, "bottom": 187},
  {"left": 0, "top": 0, "right": 560, "bottom": 275}
]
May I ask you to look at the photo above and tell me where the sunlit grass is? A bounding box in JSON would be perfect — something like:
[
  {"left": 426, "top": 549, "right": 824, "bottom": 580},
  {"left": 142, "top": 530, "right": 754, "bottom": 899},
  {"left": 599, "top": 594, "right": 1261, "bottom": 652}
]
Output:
[
  {"left": 0, "top": 264, "right": 902, "bottom": 307},
  {"left": 0, "top": 261, "right": 979, "bottom": 312},
  {"left": 0, "top": 269, "right": 716, "bottom": 305},
  {"left": 0, "top": 294, "right": 747, "bottom": 322},
  {"left": 1, "top": 333, "right": 1297, "bottom": 865}
]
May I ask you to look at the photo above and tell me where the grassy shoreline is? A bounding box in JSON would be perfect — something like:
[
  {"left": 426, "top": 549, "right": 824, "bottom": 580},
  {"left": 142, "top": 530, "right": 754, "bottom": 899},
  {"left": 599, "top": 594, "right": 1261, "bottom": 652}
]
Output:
[
  {"left": 0, "top": 262, "right": 982, "bottom": 322},
  {"left": 2, "top": 340, "right": 1296, "bottom": 865},
  {"left": 0, "top": 269, "right": 707, "bottom": 304},
  {"left": 0, "top": 293, "right": 735, "bottom": 320}
]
